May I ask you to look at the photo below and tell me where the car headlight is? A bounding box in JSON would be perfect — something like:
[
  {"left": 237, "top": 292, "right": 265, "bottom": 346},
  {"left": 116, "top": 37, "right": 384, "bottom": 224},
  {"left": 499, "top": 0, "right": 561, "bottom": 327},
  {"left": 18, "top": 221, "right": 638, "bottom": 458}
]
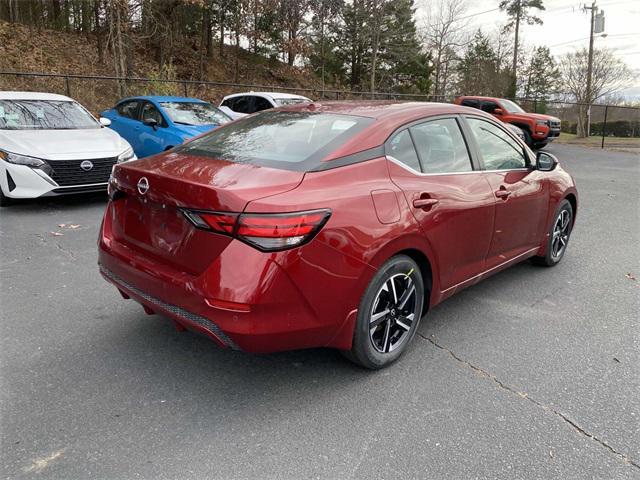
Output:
[
  {"left": 0, "top": 150, "right": 47, "bottom": 168},
  {"left": 117, "top": 147, "right": 136, "bottom": 163},
  {"left": 536, "top": 120, "right": 549, "bottom": 126}
]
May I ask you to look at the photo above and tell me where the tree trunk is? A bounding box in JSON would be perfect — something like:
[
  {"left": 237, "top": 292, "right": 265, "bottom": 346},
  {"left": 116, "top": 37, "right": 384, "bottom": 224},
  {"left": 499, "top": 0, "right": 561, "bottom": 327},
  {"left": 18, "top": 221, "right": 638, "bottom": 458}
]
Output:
[
  {"left": 94, "top": 0, "right": 104, "bottom": 64},
  {"left": 510, "top": 0, "right": 521, "bottom": 97}
]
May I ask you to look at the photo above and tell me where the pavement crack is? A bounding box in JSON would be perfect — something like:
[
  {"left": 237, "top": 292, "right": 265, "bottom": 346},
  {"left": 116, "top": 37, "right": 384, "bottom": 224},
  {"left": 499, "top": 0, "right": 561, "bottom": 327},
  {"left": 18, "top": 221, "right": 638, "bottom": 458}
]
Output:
[
  {"left": 55, "top": 242, "right": 76, "bottom": 260},
  {"left": 418, "top": 332, "right": 640, "bottom": 470}
]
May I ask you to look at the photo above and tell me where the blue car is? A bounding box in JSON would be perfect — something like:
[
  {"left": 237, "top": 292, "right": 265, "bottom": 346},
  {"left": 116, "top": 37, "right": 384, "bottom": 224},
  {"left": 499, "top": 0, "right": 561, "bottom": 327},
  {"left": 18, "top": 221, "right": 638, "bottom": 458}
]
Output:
[{"left": 100, "top": 96, "right": 231, "bottom": 158}]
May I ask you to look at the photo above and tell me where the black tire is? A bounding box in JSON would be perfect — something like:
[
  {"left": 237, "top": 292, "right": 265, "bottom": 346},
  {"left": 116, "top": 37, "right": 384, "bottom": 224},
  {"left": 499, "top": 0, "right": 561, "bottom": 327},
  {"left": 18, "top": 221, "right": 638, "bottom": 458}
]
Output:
[
  {"left": 522, "top": 128, "right": 534, "bottom": 148},
  {"left": 532, "top": 199, "right": 573, "bottom": 267},
  {"left": 0, "top": 187, "right": 12, "bottom": 207},
  {"left": 344, "top": 255, "right": 425, "bottom": 369}
]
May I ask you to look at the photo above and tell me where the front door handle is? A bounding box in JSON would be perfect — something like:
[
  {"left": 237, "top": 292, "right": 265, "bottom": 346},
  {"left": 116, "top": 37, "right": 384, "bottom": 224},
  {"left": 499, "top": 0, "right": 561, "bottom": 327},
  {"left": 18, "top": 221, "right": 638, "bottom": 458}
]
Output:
[
  {"left": 495, "top": 187, "right": 511, "bottom": 199},
  {"left": 413, "top": 198, "right": 439, "bottom": 209}
]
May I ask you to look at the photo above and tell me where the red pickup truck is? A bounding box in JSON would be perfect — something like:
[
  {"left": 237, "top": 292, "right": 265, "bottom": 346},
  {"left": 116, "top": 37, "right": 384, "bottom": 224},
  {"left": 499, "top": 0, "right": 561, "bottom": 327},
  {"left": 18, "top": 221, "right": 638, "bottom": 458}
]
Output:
[{"left": 454, "top": 96, "right": 561, "bottom": 149}]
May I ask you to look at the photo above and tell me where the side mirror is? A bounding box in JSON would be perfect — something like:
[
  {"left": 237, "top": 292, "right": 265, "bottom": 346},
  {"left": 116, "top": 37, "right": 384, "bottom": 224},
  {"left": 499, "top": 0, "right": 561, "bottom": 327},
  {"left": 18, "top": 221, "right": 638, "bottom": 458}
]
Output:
[
  {"left": 143, "top": 118, "right": 158, "bottom": 130},
  {"left": 493, "top": 108, "right": 503, "bottom": 116},
  {"left": 99, "top": 117, "right": 111, "bottom": 127},
  {"left": 536, "top": 151, "right": 558, "bottom": 172}
]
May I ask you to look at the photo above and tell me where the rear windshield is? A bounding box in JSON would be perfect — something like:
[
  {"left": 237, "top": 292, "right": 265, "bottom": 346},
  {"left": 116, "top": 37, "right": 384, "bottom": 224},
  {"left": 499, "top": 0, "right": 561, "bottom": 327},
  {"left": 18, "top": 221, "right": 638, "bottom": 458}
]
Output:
[{"left": 178, "top": 111, "right": 373, "bottom": 171}]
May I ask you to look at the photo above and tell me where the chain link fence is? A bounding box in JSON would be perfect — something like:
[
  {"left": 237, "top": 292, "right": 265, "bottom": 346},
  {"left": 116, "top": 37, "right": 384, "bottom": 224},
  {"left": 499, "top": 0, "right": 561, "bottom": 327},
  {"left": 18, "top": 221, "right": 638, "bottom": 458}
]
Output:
[{"left": 1, "top": 71, "right": 639, "bottom": 150}]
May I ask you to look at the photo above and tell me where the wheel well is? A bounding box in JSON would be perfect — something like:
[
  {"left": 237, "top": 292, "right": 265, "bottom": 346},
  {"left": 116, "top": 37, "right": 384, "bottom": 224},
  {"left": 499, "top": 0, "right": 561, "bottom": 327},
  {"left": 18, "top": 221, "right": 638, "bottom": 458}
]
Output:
[
  {"left": 564, "top": 193, "right": 577, "bottom": 218},
  {"left": 164, "top": 146, "right": 174, "bottom": 151},
  {"left": 397, "top": 248, "right": 433, "bottom": 307}
]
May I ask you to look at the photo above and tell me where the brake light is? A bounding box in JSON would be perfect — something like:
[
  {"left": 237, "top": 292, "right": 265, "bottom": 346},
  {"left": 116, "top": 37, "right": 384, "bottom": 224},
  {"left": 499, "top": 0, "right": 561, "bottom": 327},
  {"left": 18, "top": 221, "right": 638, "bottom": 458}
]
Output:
[{"left": 182, "top": 209, "right": 331, "bottom": 252}]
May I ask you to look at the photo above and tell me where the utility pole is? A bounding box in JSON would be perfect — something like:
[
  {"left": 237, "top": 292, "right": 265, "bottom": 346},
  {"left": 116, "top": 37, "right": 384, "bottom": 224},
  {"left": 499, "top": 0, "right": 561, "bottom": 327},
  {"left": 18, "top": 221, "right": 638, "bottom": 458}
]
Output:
[{"left": 584, "top": 1, "right": 597, "bottom": 137}]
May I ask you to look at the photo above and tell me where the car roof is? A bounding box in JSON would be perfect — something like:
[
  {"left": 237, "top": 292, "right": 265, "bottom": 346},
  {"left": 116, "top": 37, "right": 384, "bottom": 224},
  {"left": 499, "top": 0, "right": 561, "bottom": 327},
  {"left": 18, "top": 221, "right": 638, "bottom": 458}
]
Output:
[
  {"left": 458, "top": 95, "right": 506, "bottom": 102},
  {"left": 118, "top": 96, "right": 208, "bottom": 104},
  {"left": 223, "top": 91, "right": 311, "bottom": 100},
  {"left": 0, "top": 91, "right": 75, "bottom": 102},
  {"left": 276, "top": 101, "right": 492, "bottom": 161},
  {"left": 281, "top": 100, "right": 479, "bottom": 121}
]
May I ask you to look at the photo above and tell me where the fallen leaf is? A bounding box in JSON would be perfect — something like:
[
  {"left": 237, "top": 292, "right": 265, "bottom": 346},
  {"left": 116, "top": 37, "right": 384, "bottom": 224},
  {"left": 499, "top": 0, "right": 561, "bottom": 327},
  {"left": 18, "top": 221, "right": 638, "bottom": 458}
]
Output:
[
  {"left": 625, "top": 273, "right": 636, "bottom": 281},
  {"left": 50, "top": 232, "right": 64, "bottom": 237},
  {"left": 69, "top": 224, "right": 81, "bottom": 229},
  {"left": 57, "top": 223, "right": 66, "bottom": 228},
  {"left": 549, "top": 450, "right": 554, "bottom": 459},
  {"left": 613, "top": 357, "right": 621, "bottom": 363}
]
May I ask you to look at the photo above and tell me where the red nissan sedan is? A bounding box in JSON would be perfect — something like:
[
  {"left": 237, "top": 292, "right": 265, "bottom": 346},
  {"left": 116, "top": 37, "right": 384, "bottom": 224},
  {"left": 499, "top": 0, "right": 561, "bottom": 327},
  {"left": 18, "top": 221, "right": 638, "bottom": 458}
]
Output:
[{"left": 98, "top": 101, "right": 577, "bottom": 369}]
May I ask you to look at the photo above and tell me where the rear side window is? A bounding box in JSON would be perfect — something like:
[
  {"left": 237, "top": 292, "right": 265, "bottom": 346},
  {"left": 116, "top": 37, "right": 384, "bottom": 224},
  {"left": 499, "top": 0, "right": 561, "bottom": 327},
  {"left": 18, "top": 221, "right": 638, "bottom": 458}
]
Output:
[
  {"left": 253, "top": 97, "right": 272, "bottom": 111},
  {"left": 179, "top": 111, "right": 373, "bottom": 172},
  {"left": 481, "top": 101, "right": 499, "bottom": 114},
  {"left": 387, "top": 130, "right": 421, "bottom": 172},
  {"left": 232, "top": 96, "right": 253, "bottom": 114},
  {"left": 410, "top": 118, "right": 472, "bottom": 174},
  {"left": 117, "top": 100, "right": 140, "bottom": 120},
  {"left": 461, "top": 99, "right": 479, "bottom": 108}
]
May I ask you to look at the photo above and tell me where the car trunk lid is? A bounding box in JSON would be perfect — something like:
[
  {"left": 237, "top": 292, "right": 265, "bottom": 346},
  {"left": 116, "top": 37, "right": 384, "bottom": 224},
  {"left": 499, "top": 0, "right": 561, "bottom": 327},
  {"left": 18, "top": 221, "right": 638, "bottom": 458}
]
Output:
[{"left": 109, "top": 151, "right": 304, "bottom": 274}]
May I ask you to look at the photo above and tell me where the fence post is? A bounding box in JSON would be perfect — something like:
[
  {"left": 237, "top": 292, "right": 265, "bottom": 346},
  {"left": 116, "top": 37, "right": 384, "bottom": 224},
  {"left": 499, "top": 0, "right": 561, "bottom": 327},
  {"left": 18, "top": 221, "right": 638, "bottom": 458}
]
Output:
[
  {"left": 64, "top": 76, "right": 71, "bottom": 97},
  {"left": 601, "top": 105, "right": 608, "bottom": 149},
  {"left": 183, "top": 82, "right": 188, "bottom": 97},
  {"left": 533, "top": 97, "right": 537, "bottom": 113}
]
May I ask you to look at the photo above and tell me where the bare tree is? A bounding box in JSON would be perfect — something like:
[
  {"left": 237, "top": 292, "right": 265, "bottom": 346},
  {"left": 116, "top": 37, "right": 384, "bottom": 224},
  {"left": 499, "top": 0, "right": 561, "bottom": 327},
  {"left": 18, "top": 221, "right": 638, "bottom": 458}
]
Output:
[
  {"left": 423, "top": 0, "right": 469, "bottom": 99},
  {"left": 559, "top": 47, "right": 634, "bottom": 137}
]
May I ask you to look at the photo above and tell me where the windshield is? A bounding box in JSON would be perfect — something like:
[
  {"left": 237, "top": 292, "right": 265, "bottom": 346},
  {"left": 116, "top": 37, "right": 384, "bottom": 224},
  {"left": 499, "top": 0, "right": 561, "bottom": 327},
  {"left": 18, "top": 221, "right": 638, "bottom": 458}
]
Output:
[
  {"left": 274, "top": 97, "right": 311, "bottom": 106},
  {"left": 179, "top": 111, "right": 373, "bottom": 171},
  {"left": 500, "top": 99, "right": 525, "bottom": 113},
  {"left": 0, "top": 100, "right": 99, "bottom": 130},
  {"left": 159, "top": 102, "right": 231, "bottom": 126}
]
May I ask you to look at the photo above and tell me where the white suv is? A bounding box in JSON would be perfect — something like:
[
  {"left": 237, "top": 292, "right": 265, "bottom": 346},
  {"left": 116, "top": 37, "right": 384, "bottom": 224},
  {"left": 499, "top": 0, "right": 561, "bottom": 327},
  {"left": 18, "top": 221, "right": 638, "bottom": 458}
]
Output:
[
  {"left": 219, "top": 92, "right": 312, "bottom": 120},
  {"left": 0, "top": 92, "right": 135, "bottom": 206}
]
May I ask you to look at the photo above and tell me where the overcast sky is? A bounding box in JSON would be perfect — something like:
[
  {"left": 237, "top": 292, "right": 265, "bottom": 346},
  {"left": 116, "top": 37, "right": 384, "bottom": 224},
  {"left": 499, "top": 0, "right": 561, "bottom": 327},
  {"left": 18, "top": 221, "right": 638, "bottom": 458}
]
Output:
[{"left": 416, "top": 0, "right": 640, "bottom": 97}]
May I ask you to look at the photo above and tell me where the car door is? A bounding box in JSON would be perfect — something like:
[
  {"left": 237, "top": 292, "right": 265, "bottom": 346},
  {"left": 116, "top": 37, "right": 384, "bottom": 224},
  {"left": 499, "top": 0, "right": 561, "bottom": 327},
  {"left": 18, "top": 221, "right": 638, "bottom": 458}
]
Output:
[
  {"left": 386, "top": 116, "right": 496, "bottom": 290},
  {"left": 138, "top": 101, "right": 169, "bottom": 157},
  {"left": 463, "top": 116, "right": 548, "bottom": 268},
  {"left": 110, "top": 100, "right": 142, "bottom": 152}
]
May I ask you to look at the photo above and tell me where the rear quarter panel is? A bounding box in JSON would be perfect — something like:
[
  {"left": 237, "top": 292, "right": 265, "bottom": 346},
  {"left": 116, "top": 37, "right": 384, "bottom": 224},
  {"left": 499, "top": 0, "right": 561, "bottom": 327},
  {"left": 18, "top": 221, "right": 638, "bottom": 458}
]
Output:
[{"left": 245, "top": 157, "right": 438, "bottom": 350}]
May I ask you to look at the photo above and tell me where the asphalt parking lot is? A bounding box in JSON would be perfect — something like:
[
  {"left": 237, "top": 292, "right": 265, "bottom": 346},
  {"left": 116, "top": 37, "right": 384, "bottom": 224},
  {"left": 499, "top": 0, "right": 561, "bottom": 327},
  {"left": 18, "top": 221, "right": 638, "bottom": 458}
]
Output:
[{"left": 1, "top": 144, "right": 638, "bottom": 479}]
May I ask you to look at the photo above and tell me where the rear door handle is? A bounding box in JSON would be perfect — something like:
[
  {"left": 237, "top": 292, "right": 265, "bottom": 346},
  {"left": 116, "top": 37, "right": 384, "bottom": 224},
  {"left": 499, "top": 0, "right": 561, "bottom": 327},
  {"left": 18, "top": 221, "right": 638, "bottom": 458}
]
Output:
[
  {"left": 413, "top": 198, "right": 439, "bottom": 209},
  {"left": 495, "top": 188, "right": 511, "bottom": 199}
]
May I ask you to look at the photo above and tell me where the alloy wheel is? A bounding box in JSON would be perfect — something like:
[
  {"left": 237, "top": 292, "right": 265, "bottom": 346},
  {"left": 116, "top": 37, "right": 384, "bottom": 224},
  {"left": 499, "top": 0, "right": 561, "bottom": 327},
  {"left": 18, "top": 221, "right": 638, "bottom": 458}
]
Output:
[
  {"left": 369, "top": 272, "right": 418, "bottom": 353},
  {"left": 551, "top": 209, "right": 571, "bottom": 260}
]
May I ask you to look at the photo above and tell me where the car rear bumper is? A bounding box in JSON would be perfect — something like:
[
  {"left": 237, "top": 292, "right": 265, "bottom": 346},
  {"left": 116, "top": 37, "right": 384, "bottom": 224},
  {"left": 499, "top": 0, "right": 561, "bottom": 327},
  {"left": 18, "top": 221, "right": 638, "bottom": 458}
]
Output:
[{"left": 98, "top": 203, "right": 368, "bottom": 353}]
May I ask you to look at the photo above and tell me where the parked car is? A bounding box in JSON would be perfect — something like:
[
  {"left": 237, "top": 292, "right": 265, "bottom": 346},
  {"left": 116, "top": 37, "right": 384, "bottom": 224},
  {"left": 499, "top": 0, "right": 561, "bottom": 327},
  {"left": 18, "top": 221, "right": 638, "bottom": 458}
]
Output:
[
  {"left": 99, "top": 101, "right": 578, "bottom": 369},
  {"left": 0, "top": 91, "right": 135, "bottom": 206},
  {"left": 454, "top": 96, "right": 561, "bottom": 149},
  {"left": 505, "top": 123, "right": 526, "bottom": 142},
  {"left": 100, "top": 96, "right": 231, "bottom": 158},
  {"left": 219, "top": 92, "right": 312, "bottom": 119}
]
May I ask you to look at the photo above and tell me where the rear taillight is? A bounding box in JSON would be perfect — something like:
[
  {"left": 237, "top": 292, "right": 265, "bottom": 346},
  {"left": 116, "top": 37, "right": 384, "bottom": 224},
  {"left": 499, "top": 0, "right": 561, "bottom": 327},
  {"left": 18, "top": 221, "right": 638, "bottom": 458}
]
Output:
[{"left": 182, "top": 209, "right": 331, "bottom": 252}]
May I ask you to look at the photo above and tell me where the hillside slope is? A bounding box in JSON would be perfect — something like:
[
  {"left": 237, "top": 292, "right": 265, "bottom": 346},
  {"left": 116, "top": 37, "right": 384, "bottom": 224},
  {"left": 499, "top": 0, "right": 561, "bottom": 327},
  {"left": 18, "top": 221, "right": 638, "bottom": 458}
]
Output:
[{"left": 0, "top": 20, "right": 321, "bottom": 112}]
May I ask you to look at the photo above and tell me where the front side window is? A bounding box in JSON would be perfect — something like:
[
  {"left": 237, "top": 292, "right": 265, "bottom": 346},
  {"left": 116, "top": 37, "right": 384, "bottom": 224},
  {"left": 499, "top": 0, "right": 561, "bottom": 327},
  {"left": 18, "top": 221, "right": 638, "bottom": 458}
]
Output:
[
  {"left": 387, "top": 130, "right": 421, "bottom": 172},
  {"left": 141, "top": 102, "right": 165, "bottom": 126},
  {"left": 179, "top": 111, "right": 373, "bottom": 171},
  {"left": 500, "top": 99, "right": 525, "bottom": 113},
  {"left": 160, "top": 102, "right": 231, "bottom": 126},
  {"left": 0, "top": 100, "right": 99, "bottom": 130},
  {"left": 117, "top": 100, "right": 141, "bottom": 120},
  {"left": 410, "top": 118, "right": 472, "bottom": 174},
  {"left": 467, "top": 117, "right": 527, "bottom": 170}
]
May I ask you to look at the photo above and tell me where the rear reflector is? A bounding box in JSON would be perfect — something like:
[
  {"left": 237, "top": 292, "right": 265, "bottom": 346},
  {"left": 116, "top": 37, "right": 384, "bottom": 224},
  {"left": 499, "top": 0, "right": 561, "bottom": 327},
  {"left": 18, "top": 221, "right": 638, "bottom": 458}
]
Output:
[{"left": 182, "top": 209, "right": 331, "bottom": 252}]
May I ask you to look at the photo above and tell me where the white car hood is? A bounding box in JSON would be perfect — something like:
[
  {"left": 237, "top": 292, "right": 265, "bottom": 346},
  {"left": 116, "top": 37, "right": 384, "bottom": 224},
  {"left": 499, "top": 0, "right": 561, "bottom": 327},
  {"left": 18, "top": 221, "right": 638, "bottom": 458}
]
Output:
[{"left": 0, "top": 127, "right": 131, "bottom": 160}]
